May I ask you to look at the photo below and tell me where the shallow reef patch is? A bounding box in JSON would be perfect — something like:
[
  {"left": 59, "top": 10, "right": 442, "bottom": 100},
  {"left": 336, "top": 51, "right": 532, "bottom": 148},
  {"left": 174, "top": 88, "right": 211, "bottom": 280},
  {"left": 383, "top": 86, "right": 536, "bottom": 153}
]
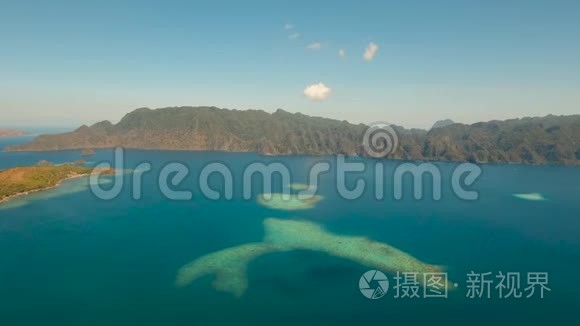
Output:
[
  {"left": 512, "top": 193, "right": 547, "bottom": 201},
  {"left": 257, "top": 193, "right": 324, "bottom": 211},
  {"left": 0, "top": 177, "right": 113, "bottom": 210},
  {"left": 176, "top": 218, "right": 451, "bottom": 297}
]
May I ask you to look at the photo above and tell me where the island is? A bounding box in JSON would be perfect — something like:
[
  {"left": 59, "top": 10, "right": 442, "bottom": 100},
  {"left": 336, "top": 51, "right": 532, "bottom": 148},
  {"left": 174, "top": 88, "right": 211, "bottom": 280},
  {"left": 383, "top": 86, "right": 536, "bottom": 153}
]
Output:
[
  {"left": 0, "top": 163, "right": 114, "bottom": 204},
  {"left": 0, "top": 128, "right": 26, "bottom": 138},
  {"left": 5, "top": 106, "right": 580, "bottom": 165},
  {"left": 81, "top": 148, "right": 95, "bottom": 157}
]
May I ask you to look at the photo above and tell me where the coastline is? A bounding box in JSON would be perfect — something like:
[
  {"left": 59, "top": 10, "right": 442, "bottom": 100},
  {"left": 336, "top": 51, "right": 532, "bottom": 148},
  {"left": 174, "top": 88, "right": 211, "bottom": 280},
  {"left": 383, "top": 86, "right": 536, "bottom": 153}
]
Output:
[
  {"left": 0, "top": 173, "right": 92, "bottom": 206},
  {"left": 4, "top": 146, "right": 580, "bottom": 166}
]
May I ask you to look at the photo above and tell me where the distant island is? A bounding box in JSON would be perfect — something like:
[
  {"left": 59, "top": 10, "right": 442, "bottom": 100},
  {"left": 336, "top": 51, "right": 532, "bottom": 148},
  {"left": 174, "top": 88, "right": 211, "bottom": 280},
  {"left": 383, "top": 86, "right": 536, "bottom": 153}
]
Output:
[
  {"left": 81, "top": 148, "right": 95, "bottom": 157},
  {"left": 0, "top": 128, "right": 26, "bottom": 138},
  {"left": 5, "top": 106, "right": 580, "bottom": 165},
  {"left": 0, "top": 163, "right": 114, "bottom": 204}
]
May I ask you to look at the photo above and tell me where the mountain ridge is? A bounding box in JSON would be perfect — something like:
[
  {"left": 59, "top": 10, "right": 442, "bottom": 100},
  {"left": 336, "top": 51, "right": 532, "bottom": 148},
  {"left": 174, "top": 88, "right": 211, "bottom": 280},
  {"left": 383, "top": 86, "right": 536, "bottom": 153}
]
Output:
[{"left": 6, "top": 106, "right": 580, "bottom": 165}]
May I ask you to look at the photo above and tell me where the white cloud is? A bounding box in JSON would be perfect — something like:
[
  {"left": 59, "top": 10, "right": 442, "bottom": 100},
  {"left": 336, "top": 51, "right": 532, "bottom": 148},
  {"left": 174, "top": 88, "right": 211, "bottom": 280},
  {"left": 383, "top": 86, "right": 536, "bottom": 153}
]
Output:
[
  {"left": 303, "top": 83, "right": 332, "bottom": 101},
  {"left": 363, "top": 42, "right": 379, "bottom": 61},
  {"left": 306, "top": 42, "right": 323, "bottom": 50},
  {"left": 284, "top": 23, "right": 294, "bottom": 30},
  {"left": 338, "top": 49, "right": 345, "bottom": 57},
  {"left": 288, "top": 32, "right": 300, "bottom": 40}
]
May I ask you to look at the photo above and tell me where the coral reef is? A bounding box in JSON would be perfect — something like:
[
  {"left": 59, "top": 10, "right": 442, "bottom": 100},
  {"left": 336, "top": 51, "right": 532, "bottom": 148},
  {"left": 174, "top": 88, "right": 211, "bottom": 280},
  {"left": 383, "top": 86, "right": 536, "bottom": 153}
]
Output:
[
  {"left": 176, "top": 218, "right": 450, "bottom": 296},
  {"left": 176, "top": 243, "right": 286, "bottom": 297},
  {"left": 257, "top": 193, "right": 324, "bottom": 211},
  {"left": 513, "top": 193, "right": 547, "bottom": 201},
  {"left": 289, "top": 183, "right": 312, "bottom": 191}
]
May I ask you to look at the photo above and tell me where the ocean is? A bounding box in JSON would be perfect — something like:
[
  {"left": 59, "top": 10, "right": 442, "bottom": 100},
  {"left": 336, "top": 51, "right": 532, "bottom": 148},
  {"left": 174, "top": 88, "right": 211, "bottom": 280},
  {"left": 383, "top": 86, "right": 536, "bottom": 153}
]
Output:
[{"left": 0, "top": 136, "right": 579, "bottom": 324}]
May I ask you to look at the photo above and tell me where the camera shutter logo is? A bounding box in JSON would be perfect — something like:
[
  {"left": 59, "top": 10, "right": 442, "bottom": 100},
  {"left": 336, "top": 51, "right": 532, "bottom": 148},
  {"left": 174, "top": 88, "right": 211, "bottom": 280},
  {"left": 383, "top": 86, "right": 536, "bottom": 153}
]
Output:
[{"left": 359, "top": 270, "right": 389, "bottom": 299}]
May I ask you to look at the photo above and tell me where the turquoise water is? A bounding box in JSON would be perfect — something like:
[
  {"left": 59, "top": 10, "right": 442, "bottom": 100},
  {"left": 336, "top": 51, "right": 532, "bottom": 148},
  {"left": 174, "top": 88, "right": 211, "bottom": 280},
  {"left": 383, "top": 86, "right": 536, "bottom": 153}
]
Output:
[{"left": 1, "top": 137, "right": 580, "bottom": 324}]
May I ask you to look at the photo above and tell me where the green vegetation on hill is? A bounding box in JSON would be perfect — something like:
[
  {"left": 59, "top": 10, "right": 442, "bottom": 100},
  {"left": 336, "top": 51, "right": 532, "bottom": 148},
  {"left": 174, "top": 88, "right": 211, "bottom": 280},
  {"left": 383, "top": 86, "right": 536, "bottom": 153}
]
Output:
[
  {"left": 6, "top": 107, "right": 368, "bottom": 156},
  {"left": 5, "top": 106, "right": 580, "bottom": 165},
  {"left": 0, "top": 165, "right": 107, "bottom": 202},
  {"left": 423, "top": 115, "right": 580, "bottom": 164}
]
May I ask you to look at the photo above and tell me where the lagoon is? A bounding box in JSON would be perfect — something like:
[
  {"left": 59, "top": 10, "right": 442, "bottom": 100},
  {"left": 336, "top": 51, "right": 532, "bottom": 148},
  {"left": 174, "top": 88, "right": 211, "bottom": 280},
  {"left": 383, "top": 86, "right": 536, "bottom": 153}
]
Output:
[{"left": 0, "top": 137, "right": 579, "bottom": 324}]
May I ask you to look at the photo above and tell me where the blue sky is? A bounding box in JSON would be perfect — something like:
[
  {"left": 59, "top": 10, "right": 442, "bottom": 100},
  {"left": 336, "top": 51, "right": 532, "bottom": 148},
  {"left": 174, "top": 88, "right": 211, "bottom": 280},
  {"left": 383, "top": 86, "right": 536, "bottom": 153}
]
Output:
[{"left": 1, "top": 0, "right": 579, "bottom": 128}]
